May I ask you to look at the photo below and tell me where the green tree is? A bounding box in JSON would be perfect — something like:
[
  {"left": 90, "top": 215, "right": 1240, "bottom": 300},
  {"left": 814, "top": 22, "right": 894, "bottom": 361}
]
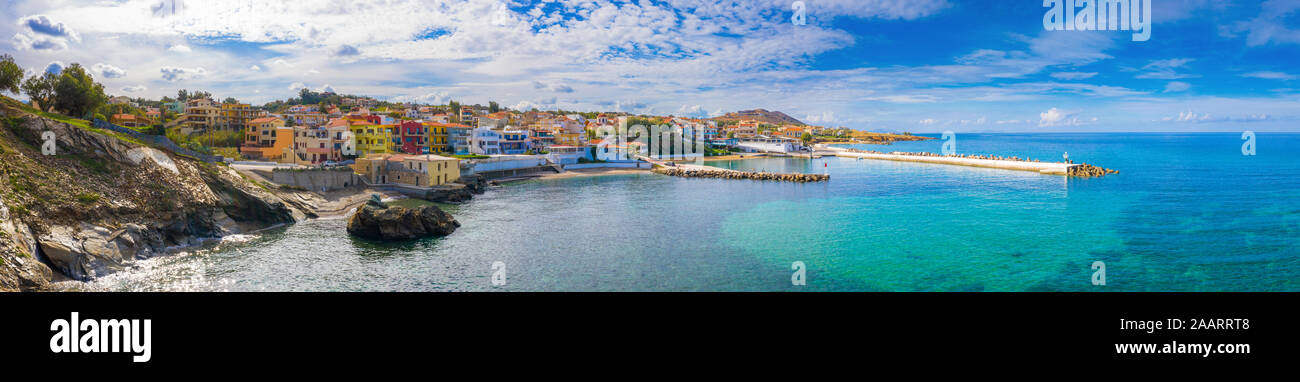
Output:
[
  {"left": 488, "top": 101, "right": 500, "bottom": 113},
  {"left": 448, "top": 100, "right": 460, "bottom": 122},
  {"left": 223, "top": 97, "right": 240, "bottom": 104},
  {"left": 0, "top": 54, "right": 23, "bottom": 95},
  {"left": 800, "top": 131, "right": 813, "bottom": 145},
  {"left": 21, "top": 72, "right": 57, "bottom": 112},
  {"left": 53, "top": 63, "right": 107, "bottom": 119},
  {"left": 177, "top": 89, "right": 189, "bottom": 101}
]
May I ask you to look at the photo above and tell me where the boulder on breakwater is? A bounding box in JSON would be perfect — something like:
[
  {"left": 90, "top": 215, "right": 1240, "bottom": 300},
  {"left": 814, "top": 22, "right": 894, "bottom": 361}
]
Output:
[
  {"left": 1067, "top": 164, "right": 1119, "bottom": 178},
  {"left": 346, "top": 197, "right": 460, "bottom": 241},
  {"left": 652, "top": 167, "right": 828, "bottom": 182}
]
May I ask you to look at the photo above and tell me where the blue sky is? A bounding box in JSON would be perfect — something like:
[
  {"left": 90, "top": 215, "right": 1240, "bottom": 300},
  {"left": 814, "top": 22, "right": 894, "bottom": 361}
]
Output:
[{"left": 3, "top": 0, "right": 1299, "bottom": 132}]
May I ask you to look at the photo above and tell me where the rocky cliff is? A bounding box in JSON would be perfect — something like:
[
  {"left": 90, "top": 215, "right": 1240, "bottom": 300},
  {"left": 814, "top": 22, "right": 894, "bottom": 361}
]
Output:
[{"left": 0, "top": 100, "right": 308, "bottom": 290}]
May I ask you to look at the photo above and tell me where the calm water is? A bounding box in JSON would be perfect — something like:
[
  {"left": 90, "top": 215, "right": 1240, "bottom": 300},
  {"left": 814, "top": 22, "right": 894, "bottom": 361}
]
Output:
[{"left": 70, "top": 133, "right": 1300, "bottom": 291}]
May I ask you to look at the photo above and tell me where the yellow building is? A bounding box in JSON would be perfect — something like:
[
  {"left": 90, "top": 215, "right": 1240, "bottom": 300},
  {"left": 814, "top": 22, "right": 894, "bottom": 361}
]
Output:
[
  {"left": 220, "top": 103, "right": 261, "bottom": 130},
  {"left": 348, "top": 123, "right": 396, "bottom": 155},
  {"left": 181, "top": 99, "right": 266, "bottom": 132},
  {"left": 424, "top": 122, "right": 451, "bottom": 153},
  {"left": 354, "top": 154, "right": 460, "bottom": 187},
  {"left": 401, "top": 154, "right": 461, "bottom": 187},
  {"left": 555, "top": 131, "right": 583, "bottom": 146},
  {"left": 181, "top": 98, "right": 220, "bottom": 132}
]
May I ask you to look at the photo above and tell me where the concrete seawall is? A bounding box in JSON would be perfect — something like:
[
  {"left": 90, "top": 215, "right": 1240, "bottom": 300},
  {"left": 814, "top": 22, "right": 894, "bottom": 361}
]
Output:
[
  {"left": 818, "top": 145, "right": 1117, "bottom": 177},
  {"left": 270, "top": 168, "right": 360, "bottom": 191}
]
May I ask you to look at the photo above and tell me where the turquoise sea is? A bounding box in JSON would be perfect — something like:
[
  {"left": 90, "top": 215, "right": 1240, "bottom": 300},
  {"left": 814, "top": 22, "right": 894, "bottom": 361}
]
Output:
[{"left": 72, "top": 133, "right": 1300, "bottom": 291}]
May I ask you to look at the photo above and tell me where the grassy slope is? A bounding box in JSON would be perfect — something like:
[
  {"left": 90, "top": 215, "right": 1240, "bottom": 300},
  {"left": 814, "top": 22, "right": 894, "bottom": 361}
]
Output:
[{"left": 0, "top": 96, "right": 226, "bottom": 228}]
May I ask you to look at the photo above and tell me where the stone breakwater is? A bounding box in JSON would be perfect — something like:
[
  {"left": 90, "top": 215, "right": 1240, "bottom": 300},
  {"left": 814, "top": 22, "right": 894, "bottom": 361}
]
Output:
[
  {"left": 652, "top": 167, "right": 829, "bottom": 182},
  {"left": 850, "top": 149, "right": 1052, "bottom": 163},
  {"left": 1067, "top": 164, "right": 1119, "bottom": 177},
  {"left": 831, "top": 148, "right": 1118, "bottom": 178}
]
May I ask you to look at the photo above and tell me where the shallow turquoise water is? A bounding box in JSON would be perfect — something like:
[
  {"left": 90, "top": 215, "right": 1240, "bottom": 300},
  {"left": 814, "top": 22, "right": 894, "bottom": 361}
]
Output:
[{"left": 75, "top": 133, "right": 1300, "bottom": 291}]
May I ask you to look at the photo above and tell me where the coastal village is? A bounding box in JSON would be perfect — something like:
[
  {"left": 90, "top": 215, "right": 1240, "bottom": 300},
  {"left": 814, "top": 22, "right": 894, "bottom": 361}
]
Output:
[{"left": 93, "top": 88, "right": 925, "bottom": 192}]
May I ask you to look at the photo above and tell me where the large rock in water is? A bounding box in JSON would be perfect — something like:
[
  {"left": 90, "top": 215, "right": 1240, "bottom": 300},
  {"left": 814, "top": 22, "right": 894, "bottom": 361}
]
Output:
[{"left": 346, "top": 199, "right": 460, "bottom": 240}]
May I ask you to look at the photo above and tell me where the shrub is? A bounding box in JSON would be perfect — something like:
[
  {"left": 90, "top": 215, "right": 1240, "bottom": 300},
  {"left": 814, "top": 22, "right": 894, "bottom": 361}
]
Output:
[{"left": 75, "top": 192, "right": 101, "bottom": 204}]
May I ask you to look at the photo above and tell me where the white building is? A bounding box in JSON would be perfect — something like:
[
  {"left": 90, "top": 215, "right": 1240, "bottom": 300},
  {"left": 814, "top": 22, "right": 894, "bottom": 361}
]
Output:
[{"left": 469, "top": 127, "right": 502, "bottom": 155}]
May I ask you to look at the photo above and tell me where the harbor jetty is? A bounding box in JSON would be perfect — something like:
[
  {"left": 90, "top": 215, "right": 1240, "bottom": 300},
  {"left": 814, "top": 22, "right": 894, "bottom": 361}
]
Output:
[
  {"left": 820, "top": 145, "right": 1117, "bottom": 177},
  {"left": 653, "top": 165, "right": 829, "bottom": 182}
]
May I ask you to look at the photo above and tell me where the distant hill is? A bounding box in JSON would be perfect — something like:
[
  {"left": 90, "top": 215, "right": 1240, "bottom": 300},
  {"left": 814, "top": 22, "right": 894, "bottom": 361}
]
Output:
[{"left": 710, "top": 109, "right": 805, "bottom": 126}]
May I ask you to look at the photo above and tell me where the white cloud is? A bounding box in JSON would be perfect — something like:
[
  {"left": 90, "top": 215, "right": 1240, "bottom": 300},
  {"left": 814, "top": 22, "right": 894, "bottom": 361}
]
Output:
[
  {"left": 168, "top": 44, "right": 192, "bottom": 53},
  {"left": 393, "top": 91, "right": 452, "bottom": 104},
  {"left": 1174, "top": 111, "right": 1211, "bottom": 122},
  {"left": 288, "top": 82, "right": 308, "bottom": 91},
  {"left": 13, "top": 14, "right": 79, "bottom": 51},
  {"left": 1242, "top": 71, "right": 1297, "bottom": 80},
  {"left": 160, "top": 66, "right": 207, "bottom": 81},
  {"left": 865, "top": 95, "right": 937, "bottom": 104},
  {"left": 19, "top": 14, "right": 79, "bottom": 40},
  {"left": 121, "top": 85, "right": 147, "bottom": 93},
  {"left": 532, "top": 81, "right": 575, "bottom": 93},
  {"left": 1163, "top": 111, "right": 1272, "bottom": 123},
  {"left": 1039, "top": 108, "right": 1081, "bottom": 127},
  {"left": 249, "top": 65, "right": 262, "bottom": 71},
  {"left": 917, "top": 118, "right": 936, "bottom": 125},
  {"left": 1049, "top": 72, "right": 1097, "bottom": 80},
  {"left": 1164, "top": 81, "right": 1191, "bottom": 92},
  {"left": 92, "top": 63, "right": 127, "bottom": 79},
  {"left": 1136, "top": 58, "right": 1198, "bottom": 79},
  {"left": 13, "top": 33, "right": 67, "bottom": 51},
  {"left": 1224, "top": 0, "right": 1300, "bottom": 46},
  {"left": 804, "top": 111, "right": 836, "bottom": 124}
]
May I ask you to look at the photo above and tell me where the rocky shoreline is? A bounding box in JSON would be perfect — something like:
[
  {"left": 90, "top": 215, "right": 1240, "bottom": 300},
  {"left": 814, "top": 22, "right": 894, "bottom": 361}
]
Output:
[
  {"left": 652, "top": 166, "right": 829, "bottom": 182},
  {"left": 0, "top": 106, "right": 308, "bottom": 290}
]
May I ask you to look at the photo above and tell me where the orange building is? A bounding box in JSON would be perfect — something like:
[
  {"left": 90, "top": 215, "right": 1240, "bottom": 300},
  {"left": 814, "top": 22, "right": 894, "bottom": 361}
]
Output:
[{"left": 240, "top": 117, "right": 295, "bottom": 162}]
